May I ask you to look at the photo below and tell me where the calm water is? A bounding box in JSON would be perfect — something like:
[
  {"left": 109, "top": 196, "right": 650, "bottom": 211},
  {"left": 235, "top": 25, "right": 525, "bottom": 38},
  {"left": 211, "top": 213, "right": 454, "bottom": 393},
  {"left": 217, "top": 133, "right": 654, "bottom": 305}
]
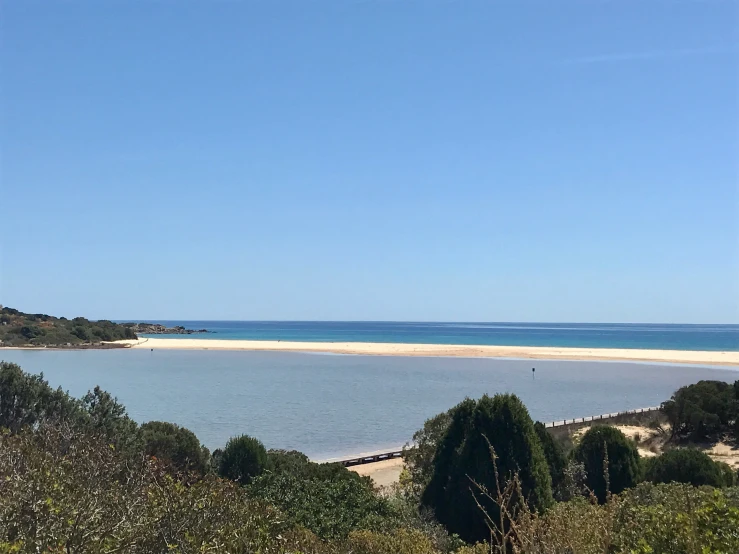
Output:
[
  {"left": 135, "top": 321, "right": 739, "bottom": 351},
  {"left": 2, "top": 349, "right": 736, "bottom": 459}
]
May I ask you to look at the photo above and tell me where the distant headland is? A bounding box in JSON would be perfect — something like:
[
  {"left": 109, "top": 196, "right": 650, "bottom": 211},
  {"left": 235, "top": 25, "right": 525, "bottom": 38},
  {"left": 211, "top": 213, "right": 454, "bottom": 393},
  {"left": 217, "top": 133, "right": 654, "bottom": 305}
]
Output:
[{"left": 0, "top": 306, "right": 208, "bottom": 348}]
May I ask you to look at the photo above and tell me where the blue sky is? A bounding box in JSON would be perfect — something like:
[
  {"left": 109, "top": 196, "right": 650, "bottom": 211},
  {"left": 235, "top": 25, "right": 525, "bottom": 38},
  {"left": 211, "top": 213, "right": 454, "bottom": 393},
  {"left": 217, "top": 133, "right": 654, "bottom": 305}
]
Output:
[{"left": 2, "top": 0, "right": 737, "bottom": 323}]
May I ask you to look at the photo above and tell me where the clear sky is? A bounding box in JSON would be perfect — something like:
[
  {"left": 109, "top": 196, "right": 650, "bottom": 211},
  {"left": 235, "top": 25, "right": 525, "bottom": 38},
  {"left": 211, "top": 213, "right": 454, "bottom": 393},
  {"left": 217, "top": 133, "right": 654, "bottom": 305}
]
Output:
[{"left": 1, "top": 0, "right": 737, "bottom": 323}]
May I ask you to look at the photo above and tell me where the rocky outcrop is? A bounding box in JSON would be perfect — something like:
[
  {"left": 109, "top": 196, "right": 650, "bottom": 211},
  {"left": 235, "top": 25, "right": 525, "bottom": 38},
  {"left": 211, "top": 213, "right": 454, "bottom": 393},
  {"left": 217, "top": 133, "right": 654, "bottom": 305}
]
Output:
[{"left": 129, "top": 323, "right": 210, "bottom": 335}]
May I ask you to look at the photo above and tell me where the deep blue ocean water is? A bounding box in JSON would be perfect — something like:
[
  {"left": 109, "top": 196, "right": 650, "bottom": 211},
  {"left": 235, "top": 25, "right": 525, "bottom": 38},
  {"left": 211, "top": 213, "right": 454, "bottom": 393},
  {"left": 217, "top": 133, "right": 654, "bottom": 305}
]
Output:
[{"left": 137, "top": 321, "right": 739, "bottom": 351}]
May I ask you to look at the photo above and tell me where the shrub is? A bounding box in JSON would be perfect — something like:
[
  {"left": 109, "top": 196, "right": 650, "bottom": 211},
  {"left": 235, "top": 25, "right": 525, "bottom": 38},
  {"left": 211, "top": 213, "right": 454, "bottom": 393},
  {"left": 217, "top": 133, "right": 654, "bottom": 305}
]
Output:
[
  {"left": 534, "top": 421, "right": 567, "bottom": 498},
  {"left": 421, "top": 394, "right": 553, "bottom": 544},
  {"left": 347, "top": 528, "right": 440, "bottom": 554},
  {"left": 574, "top": 425, "right": 641, "bottom": 503},
  {"left": 0, "top": 424, "right": 318, "bottom": 553},
  {"left": 644, "top": 448, "right": 731, "bottom": 488},
  {"left": 613, "top": 483, "right": 739, "bottom": 554},
  {"left": 661, "top": 380, "right": 738, "bottom": 441},
  {"left": 218, "top": 434, "right": 270, "bottom": 484},
  {"left": 141, "top": 421, "right": 210, "bottom": 474},
  {"left": 717, "top": 461, "right": 737, "bottom": 487},
  {"left": 251, "top": 451, "right": 397, "bottom": 539}
]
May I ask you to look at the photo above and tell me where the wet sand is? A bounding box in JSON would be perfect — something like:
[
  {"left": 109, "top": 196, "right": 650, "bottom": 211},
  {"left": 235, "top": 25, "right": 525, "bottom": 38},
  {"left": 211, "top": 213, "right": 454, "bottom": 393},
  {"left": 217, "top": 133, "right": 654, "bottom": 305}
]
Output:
[{"left": 120, "top": 338, "right": 739, "bottom": 366}]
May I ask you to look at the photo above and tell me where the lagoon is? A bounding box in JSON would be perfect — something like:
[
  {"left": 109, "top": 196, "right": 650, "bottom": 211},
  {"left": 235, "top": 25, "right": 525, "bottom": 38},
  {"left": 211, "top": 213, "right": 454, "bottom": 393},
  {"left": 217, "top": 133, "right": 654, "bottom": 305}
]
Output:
[{"left": 1, "top": 349, "right": 735, "bottom": 459}]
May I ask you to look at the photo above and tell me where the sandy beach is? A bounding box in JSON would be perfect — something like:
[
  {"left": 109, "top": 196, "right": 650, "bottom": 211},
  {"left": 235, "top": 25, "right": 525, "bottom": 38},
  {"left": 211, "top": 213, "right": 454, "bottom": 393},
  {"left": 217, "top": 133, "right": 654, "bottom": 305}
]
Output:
[{"left": 120, "top": 338, "right": 739, "bottom": 366}]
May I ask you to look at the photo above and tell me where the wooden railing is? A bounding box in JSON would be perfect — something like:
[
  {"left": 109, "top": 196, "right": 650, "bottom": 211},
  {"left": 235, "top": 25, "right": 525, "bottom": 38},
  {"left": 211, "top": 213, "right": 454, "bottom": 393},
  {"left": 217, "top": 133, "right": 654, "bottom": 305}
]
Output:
[{"left": 543, "top": 406, "right": 661, "bottom": 428}]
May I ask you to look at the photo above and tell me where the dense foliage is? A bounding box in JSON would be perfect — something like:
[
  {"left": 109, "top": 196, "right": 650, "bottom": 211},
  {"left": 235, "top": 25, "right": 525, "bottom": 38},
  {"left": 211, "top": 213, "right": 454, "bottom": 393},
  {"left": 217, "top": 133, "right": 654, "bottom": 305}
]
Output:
[
  {"left": 251, "top": 450, "right": 398, "bottom": 539},
  {"left": 574, "top": 425, "right": 641, "bottom": 503},
  {"left": 534, "top": 421, "right": 568, "bottom": 499},
  {"left": 514, "top": 483, "right": 739, "bottom": 554},
  {"left": 218, "top": 434, "right": 271, "bottom": 484},
  {"left": 644, "top": 448, "right": 736, "bottom": 488},
  {"left": 0, "top": 306, "right": 137, "bottom": 347},
  {"left": 0, "top": 425, "right": 320, "bottom": 554},
  {"left": 0, "top": 362, "right": 81, "bottom": 432},
  {"left": 661, "top": 379, "right": 739, "bottom": 441},
  {"left": 422, "top": 394, "right": 553, "bottom": 543},
  {"left": 141, "top": 421, "right": 210, "bottom": 475},
  {"left": 402, "top": 406, "right": 454, "bottom": 499},
  {"left": 2, "top": 361, "right": 738, "bottom": 553}
]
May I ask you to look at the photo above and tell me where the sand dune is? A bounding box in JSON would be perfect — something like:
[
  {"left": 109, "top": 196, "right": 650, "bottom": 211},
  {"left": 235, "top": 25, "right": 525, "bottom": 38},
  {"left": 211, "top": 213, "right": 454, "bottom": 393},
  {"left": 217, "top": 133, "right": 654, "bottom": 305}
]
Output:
[{"left": 122, "top": 338, "right": 739, "bottom": 366}]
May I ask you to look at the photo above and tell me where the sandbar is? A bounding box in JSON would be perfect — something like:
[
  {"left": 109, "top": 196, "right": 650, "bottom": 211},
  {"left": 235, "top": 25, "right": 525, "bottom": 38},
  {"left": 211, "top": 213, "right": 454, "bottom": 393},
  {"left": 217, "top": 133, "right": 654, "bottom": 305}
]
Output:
[{"left": 118, "top": 338, "right": 739, "bottom": 366}]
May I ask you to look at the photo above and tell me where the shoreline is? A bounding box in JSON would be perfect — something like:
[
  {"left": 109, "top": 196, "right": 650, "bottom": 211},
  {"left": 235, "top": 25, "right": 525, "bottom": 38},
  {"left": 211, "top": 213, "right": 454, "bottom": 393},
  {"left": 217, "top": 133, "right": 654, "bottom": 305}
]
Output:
[{"left": 111, "top": 337, "right": 739, "bottom": 366}]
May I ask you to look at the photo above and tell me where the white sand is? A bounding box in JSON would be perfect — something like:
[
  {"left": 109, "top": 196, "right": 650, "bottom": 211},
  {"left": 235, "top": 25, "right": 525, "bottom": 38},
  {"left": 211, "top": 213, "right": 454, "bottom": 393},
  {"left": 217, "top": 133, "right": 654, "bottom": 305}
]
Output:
[
  {"left": 348, "top": 458, "right": 405, "bottom": 488},
  {"left": 120, "top": 338, "right": 739, "bottom": 366}
]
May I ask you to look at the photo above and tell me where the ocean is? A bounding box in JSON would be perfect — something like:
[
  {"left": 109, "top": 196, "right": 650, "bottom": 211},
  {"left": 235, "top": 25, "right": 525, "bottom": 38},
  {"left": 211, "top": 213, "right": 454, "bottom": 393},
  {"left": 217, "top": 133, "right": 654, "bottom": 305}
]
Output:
[
  {"left": 1, "top": 348, "right": 737, "bottom": 458},
  {"left": 135, "top": 321, "right": 739, "bottom": 351}
]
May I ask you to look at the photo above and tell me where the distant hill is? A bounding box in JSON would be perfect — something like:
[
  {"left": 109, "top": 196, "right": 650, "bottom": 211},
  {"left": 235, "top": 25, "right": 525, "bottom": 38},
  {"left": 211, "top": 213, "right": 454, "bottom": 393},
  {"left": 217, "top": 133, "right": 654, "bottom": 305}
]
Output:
[{"left": 0, "top": 306, "right": 137, "bottom": 347}]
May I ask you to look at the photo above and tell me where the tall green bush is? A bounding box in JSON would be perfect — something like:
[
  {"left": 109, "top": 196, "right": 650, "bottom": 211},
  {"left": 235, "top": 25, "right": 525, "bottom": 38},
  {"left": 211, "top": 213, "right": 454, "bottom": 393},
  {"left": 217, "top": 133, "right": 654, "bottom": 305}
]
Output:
[
  {"left": 574, "top": 425, "right": 640, "bottom": 503},
  {"left": 218, "top": 434, "right": 270, "bottom": 484},
  {"left": 421, "top": 394, "right": 553, "bottom": 544},
  {"left": 534, "top": 421, "right": 567, "bottom": 497}
]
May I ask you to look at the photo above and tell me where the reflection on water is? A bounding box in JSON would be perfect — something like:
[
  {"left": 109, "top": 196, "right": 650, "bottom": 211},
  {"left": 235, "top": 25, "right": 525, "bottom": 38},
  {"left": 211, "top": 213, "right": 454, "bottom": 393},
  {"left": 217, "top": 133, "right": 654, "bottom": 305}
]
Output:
[{"left": 1, "top": 349, "right": 735, "bottom": 458}]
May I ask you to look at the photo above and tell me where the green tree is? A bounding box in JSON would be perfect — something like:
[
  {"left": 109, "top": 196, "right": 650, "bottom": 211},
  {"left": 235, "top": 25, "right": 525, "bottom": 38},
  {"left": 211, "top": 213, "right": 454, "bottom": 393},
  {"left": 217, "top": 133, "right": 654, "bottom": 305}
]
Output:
[
  {"left": 533, "top": 422, "right": 567, "bottom": 499},
  {"left": 661, "top": 380, "right": 738, "bottom": 441},
  {"left": 141, "top": 421, "right": 210, "bottom": 474},
  {"left": 644, "top": 448, "right": 730, "bottom": 487},
  {"left": 421, "top": 394, "right": 553, "bottom": 544},
  {"left": 0, "top": 362, "right": 81, "bottom": 432},
  {"left": 81, "top": 386, "right": 141, "bottom": 452},
  {"left": 402, "top": 405, "right": 456, "bottom": 499},
  {"left": 574, "top": 425, "right": 641, "bottom": 503},
  {"left": 218, "top": 434, "right": 270, "bottom": 484}
]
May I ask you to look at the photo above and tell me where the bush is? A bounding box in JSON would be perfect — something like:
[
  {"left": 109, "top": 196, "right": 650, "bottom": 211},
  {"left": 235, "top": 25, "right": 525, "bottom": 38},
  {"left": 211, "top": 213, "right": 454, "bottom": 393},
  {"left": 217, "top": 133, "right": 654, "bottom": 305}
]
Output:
[
  {"left": 346, "top": 528, "right": 440, "bottom": 554},
  {"left": 534, "top": 421, "right": 567, "bottom": 498},
  {"left": 613, "top": 483, "right": 739, "bottom": 554},
  {"left": 251, "top": 450, "right": 397, "bottom": 539},
  {"left": 141, "top": 421, "right": 210, "bottom": 474},
  {"left": 644, "top": 448, "right": 731, "bottom": 488},
  {"left": 218, "top": 434, "right": 270, "bottom": 484},
  {"left": 0, "top": 425, "right": 318, "bottom": 553},
  {"left": 512, "top": 482, "right": 739, "bottom": 554},
  {"left": 661, "top": 380, "right": 738, "bottom": 441},
  {"left": 421, "top": 394, "right": 553, "bottom": 544},
  {"left": 574, "top": 425, "right": 641, "bottom": 503}
]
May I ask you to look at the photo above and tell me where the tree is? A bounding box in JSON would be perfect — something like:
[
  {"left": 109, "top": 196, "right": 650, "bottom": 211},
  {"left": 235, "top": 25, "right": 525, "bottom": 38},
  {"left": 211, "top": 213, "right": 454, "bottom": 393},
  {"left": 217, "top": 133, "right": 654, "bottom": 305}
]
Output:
[
  {"left": 421, "top": 394, "right": 553, "bottom": 544},
  {"left": 0, "top": 362, "right": 81, "bottom": 432},
  {"left": 218, "top": 434, "right": 270, "bottom": 484},
  {"left": 141, "top": 421, "right": 210, "bottom": 474},
  {"left": 574, "top": 425, "right": 641, "bottom": 503},
  {"left": 644, "top": 448, "right": 730, "bottom": 488},
  {"left": 534, "top": 421, "right": 567, "bottom": 498},
  {"left": 81, "top": 386, "right": 141, "bottom": 452},
  {"left": 402, "top": 405, "right": 456, "bottom": 499},
  {"left": 661, "top": 380, "right": 738, "bottom": 441}
]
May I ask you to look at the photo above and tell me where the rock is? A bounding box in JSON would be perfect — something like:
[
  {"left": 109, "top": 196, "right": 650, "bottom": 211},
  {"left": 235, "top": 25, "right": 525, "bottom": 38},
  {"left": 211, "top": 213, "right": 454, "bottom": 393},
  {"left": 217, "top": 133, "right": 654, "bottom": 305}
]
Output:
[{"left": 129, "top": 323, "right": 210, "bottom": 335}]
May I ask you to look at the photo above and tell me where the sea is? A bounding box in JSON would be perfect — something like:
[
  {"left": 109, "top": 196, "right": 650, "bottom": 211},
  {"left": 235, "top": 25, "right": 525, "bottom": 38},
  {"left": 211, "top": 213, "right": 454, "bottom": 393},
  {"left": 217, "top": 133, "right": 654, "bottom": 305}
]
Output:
[
  {"left": 1, "top": 322, "right": 737, "bottom": 459},
  {"left": 135, "top": 321, "right": 739, "bottom": 351}
]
